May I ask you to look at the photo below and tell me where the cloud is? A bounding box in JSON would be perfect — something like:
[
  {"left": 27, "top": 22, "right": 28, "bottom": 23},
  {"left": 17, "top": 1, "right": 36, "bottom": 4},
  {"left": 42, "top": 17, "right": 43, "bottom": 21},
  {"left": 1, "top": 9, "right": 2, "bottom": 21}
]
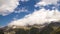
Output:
[
  {"left": 15, "top": 7, "right": 28, "bottom": 13},
  {"left": 8, "top": 8, "right": 60, "bottom": 27},
  {"left": 20, "top": 0, "right": 29, "bottom": 2},
  {"left": 41, "top": 0, "right": 58, "bottom": 4},
  {"left": 0, "top": 0, "right": 19, "bottom": 16},
  {"left": 35, "top": 0, "right": 59, "bottom": 7}
]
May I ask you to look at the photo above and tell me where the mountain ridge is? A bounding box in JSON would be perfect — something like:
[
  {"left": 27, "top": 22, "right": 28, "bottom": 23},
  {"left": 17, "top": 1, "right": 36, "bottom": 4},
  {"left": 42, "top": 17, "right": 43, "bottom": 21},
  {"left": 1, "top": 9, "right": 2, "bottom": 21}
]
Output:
[{"left": 0, "top": 21, "right": 60, "bottom": 34}]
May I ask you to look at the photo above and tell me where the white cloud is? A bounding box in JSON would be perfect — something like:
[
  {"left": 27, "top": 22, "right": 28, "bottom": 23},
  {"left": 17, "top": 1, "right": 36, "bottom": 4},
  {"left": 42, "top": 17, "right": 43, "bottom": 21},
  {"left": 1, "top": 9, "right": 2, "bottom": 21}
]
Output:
[
  {"left": 20, "top": 0, "right": 29, "bottom": 2},
  {"left": 15, "top": 7, "right": 28, "bottom": 13},
  {"left": 42, "top": 0, "right": 58, "bottom": 4},
  {"left": 8, "top": 8, "right": 60, "bottom": 27},
  {"left": 0, "top": 0, "right": 19, "bottom": 16},
  {"left": 35, "top": 0, "right": 59, "bottom": 7},
  {"left": 13, "top": 15, "right": 19, "bottom": 20}
]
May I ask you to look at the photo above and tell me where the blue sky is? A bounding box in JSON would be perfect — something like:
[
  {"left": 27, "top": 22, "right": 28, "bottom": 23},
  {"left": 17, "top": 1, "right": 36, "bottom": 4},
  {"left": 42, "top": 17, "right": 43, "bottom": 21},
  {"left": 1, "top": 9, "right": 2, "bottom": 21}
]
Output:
[{"left": 0, "top": 0, "right": 60, "bottom": 26}]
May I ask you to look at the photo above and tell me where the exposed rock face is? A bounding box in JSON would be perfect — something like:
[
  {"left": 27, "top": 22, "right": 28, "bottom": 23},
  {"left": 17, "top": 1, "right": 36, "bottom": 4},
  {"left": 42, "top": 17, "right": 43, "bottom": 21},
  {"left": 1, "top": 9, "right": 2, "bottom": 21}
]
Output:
[{"left": 0, "top": 22, "right": 60, "bottom": 34}]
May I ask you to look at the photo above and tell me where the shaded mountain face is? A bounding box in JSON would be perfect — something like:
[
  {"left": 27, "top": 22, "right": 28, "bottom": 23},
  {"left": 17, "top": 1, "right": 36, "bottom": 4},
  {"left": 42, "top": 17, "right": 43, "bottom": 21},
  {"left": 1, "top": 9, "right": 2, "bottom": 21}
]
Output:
[
  {"left": 0, "top": 28, "right": 4, "bottom": 34},
  {"left": 39, "top": 22, "right": 60, "bottom": 34},
  {"left": 0, "top": 21, "right": 60, "bottom": 34}
]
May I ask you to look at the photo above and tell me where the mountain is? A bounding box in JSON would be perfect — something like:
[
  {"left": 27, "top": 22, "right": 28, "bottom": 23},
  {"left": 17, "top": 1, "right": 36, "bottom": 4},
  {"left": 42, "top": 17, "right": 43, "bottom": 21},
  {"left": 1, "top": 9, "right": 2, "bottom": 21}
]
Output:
[
  {"left": 40, "top": 21, "right": 60, "bottom": 34},
  {"left": 0, "top": 21, "right": 60, "bottom": 34}
]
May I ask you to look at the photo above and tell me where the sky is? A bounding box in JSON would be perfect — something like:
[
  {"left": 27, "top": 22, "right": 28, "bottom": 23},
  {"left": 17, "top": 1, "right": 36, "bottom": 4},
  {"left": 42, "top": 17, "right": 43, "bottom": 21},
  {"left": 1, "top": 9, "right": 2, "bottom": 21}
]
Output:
[{"left": 0, "top": 0, "right": 60, "bottom": 27}]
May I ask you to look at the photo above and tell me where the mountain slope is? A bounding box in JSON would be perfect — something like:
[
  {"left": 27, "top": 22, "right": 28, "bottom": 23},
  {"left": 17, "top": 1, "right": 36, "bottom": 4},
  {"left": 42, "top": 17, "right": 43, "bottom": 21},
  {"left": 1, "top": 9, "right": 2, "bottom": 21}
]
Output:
[{"left": 0, "top": 21, "right": 60, "bottom": 34}]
